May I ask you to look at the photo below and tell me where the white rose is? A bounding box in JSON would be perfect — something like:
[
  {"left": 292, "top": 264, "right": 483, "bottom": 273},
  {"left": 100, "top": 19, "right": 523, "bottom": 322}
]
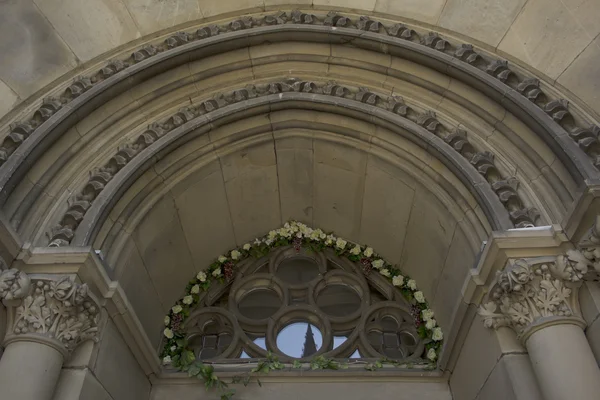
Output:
[
  {"left": 163, "top": 355, "right": 172, "bottom": 364},
  {"left": 243, "top": 243, "right": 251, "bottom": 251},
  {"left": 268, "top": 230, "right": 277, "bottom": 239},
  {"left": 349, "top": 245, "right": 361, "bottom": 255},
  {"left": 212, "top": 268, "right": 222, "bottom": 277},
  {"left": 380, "top": 268, "right": 391, "bottom": 277},
  {"left": 392, "top": 275, "right": 404, "bottom": 287},
  {"left": 425, "top": 318, "right": 436, "bottom": 330},
  {"left": 265, "top": 238, "right": 273, "bottom": 245},
  {"left": 164, "top": 328, "right": 174, "bottom": 339},
  {"left": 172, "top": 305, "right": 182, "bottom": 314},
  {"left": 427, "top": 348, "right": 437, "bottom": 361},
  {"left": 183, "top": 295, "right": 193, "bottom": 305},
  {"left": 407, "top": 279, "right": 417, "bottom": 290},
  {"left": 363, "top": 247, "right": 373, "bottom": 257},
  {"left": 335, "top": 238, "right": 347, "bottom": 249},
  {"left": 254, "top": 238, "right": 262, "bottom": 245},
  {"left": 414, "top": 291, "right": 425, "bottom": 303},
  {"left": 218, "top": 255, "right": 227, "bottom": 263},
  {"left": 432, "top": 327, "right": 443, "bottom": 341},
  {"left": 191, "top": 284, "right": 200, "bottom": 294},
  {"left": 421, "top": 309, "right": 434, "bottom": 321},
  {"left": 372, "top": 259, "right": 384, "bottom": 269},
  {"left": 325, "top": 238, "right": 333, "bottom": 245},
  {"left": 296, "top": 232, "right": 302, "bottom": 238},
  {"left": 170, "top": 345, "right": 177, "bottom": 351},
  {"left": 164, "top": 316, "right": 170, "bottom": 325},
  {"left": 196, "top": 271, "right": 207, "bottom": 282},
  {"left": 230, "top": 250, "right": 241, "bottom": 260}
]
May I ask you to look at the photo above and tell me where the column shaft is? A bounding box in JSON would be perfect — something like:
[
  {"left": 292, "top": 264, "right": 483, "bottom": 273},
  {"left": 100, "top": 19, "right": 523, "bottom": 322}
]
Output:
[
  {"left": 526, "top": 324, "right": 600, "bottom": 400},
  {"left": 0, "top": 340, "right": 64, "bottom": 400}
]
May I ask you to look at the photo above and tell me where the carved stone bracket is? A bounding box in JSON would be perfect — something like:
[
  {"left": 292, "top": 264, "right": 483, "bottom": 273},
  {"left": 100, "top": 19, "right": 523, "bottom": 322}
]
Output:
[
  {"left": 0, "top": 269, "right": 100, "bottom": 355},
  {"left": 567, "top": 215, "right": 600, "bottom": 281},
  {"left": 478, "top": 256, "right": 586, "bottom": 342}
]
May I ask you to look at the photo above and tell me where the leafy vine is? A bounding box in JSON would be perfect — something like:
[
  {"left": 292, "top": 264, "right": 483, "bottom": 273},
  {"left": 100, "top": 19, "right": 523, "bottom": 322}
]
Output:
[{"left": 161, "top": 221, "right": 443, "bottom": 398}]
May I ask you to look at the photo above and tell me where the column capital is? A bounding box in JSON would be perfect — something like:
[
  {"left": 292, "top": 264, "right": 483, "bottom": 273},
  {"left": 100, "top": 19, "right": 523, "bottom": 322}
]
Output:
[
  {"left": 0, "top": 269, "right": 100, "bottom": 356},
  {"left": 566, "top": 215, "right": 600, "bottom": 279},
  {"left": 478, "top": 256, "right": 586, "bottom": 343}
]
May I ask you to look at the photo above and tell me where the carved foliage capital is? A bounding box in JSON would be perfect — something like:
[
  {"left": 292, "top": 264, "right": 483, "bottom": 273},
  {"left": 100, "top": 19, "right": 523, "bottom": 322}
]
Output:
[
  {"left": 0, "top": 270, "right": 100, "bottom": 352},
  {"left": 478, "top": 257, "right": 583, "bottom": 339}
]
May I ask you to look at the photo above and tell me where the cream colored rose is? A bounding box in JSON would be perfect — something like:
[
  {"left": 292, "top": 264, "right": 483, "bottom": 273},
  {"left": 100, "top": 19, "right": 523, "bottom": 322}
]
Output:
[
  {"left": 349, "top": 245, "right": 361, "bottom": 255},
  {"left": 432, "top": 327, "right": 443, "bottom": 341},
  {"left": 212, "top": 268, "right": 222, "bottom": 277},
  {"left": 163, "top": 355, "right": 172, "bottom": 364},
  {"left": 421, "top": 309, "right": 434, "bottom": 321},
  {"left": 371, "top": 259, "right": 384, "bottom": 269},
  {"left": 336, "top": 238, "right": 347, "bottom": 249},
  {"left": 407, "top": 279, "right": 417, "bottom": 290},
  {"left": 427, "top": 348, "right": 437, "bottom": 361},
  {"left": 243, "top": 243, "right": 251, "bottom": 251},
  {"left": 230, "top": 250, "right": 241, "bottom": 260},
  {"left": 218, "top": 255, "right": 227, "bottom": 263},
  {"left": 363, "top": 247, "right": 374, "bottom": 257},
  {"left": 414, "top": 291, "right": 425, "bottom": 303},
  {"left": 425, "top": 319, "right": 436, "bottom": 330},
  {"left": 172, "top": 305, "right": 182, "bottom": 314},
  {"left": 196, "top": 271, "right": 207, "bottom": 282},
  {"left": 164, "top": 328, "right": 174, "bottom": 339},
  {"left": 164, "top": 316, "right": 170, "bottom": 325},
  {"left": 191, "top": 284, "right": 200, "bottom": 294},
  {"left": 183, "top": 295, "right": 193, "bottom": 305},
  {"left": 392, "top": 275, "right": 404, "bottom": 287},
  {"left": 380, "top": 268, "right": 391, "bottom": 277}
]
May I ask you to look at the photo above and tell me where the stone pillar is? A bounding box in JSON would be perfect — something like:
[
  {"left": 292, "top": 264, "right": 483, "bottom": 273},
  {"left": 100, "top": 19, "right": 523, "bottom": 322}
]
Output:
[
  {"left": 479, "top": 256, "right": 600, "bottom": 400},
  {"left": 0, "top": 269, "right": 101, "bottom": 400}
]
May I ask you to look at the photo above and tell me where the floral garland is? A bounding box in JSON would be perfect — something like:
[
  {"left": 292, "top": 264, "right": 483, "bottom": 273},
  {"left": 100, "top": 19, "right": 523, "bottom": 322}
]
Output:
[{"left": 161, "top": 221, "right": 443, "bottom": 368}]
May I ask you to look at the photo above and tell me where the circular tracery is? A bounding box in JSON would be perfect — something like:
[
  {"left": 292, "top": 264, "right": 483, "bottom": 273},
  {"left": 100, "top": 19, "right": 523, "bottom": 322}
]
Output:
[{"left": 183, "top": 245, "right": 429, "bottom": 362}]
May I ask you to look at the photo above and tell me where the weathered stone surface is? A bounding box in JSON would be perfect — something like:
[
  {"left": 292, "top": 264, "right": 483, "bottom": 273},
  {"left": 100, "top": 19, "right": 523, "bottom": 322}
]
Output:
[
  {"left": 94, "top": 320, "right": 150, "bottom": 400},
  {"left": 450, "top": 316, "right": 502, "bottom": 399},
  {"left": 359, "top": 157, "right": 415, "bottom": 265},
  {"left": 132, "top": 196, "right": 195, "bottom": 307},
  {"left": 438, "top": 0, "right": 527, "bottom": 47},
  {"left": 400, "top": 185, "right": 457, "bottom": 299},
  {"left": 34, "top": 0, "right": 141, "bottom": 62},
  {"left": 498, "top": 0, "right": 600, "bottom": 79},
  {"left": 173, "top": 163, "right": 238, "bottom": 271},
  {"left": 374, "top": 0, "right": 446, "bottom": 24},
  {"left": 0, "top": 81, "right": 19, "bottom": 120},
  {"left": 122, "top": 0, "right": 202, "bottom": 35},
  {"left": 0, "top": 0, "right": 78, "bottom": 98},
  {"left": 557, "top": 35, "right": 600, "bottom": 116}
]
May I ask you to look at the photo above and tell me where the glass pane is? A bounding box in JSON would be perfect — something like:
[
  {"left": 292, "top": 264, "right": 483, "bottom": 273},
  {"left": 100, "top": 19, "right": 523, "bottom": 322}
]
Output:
[
  {"left": 349, "top": 349, "right": 361, "bottom": 359},
  {"left": 253, "top": 337, "right": 266, "bottom": 350},
  {"left": 276, "top": 258, "right": 320, "bottom": 284},
  {"left": 238, "top": 289, "right": 281, "bottom": 319},
  {"left": 276, "top": 322, "right": 322, "bottom": 358},
  {"left": 316, "top": 285, "right": 361, "bottom": 317},
  {"left": 333, "top": 336, "right": 347, "bottom": 349}
]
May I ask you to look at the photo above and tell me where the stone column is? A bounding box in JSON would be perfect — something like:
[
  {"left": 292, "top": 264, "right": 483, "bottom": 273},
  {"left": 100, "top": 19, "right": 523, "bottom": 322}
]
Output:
[
  {"left": 0, "top": 269, "right": 100, "bottom": 400},
  {"left": 479, "top": 256, "right": 600, "bottom": 400}
]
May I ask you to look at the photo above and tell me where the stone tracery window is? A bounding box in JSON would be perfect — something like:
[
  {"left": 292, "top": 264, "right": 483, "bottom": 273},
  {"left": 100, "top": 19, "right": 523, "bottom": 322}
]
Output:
[{"left": 181, "top": 246, "right": 425, "bottom": 363}]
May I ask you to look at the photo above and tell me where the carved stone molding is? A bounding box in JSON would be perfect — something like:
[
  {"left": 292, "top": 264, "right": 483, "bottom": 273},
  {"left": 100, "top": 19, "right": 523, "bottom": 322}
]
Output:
[
  {"left": 1, "top": 10, "right": 598, "bottom": 173},
  {"left": 46, "top": 78, "right": 538, "bottom": 247},
  {"left": 478, "top": 257, "right": 586, "bottom": 342},
  {"left": 567, "top": 215, "right": 600, "bottom": 280},
  {"left": 0, "top": 269, "right": 100, "bottom": 355}
]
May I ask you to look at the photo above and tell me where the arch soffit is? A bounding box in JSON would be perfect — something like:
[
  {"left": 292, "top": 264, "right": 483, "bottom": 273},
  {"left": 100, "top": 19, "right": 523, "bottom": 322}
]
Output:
[
  {"left": 0, "top": 13, "right": 594, "bottom": 247},
  {"left": 89, "top": 110, "right": 492, "bottom": 266}
]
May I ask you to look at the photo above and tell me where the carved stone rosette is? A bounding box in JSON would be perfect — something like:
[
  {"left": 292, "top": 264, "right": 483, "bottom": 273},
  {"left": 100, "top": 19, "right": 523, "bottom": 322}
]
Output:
[
  {"left": 0, "top": 269, "right": 100, "bottom": 355},
  {"left": 478, "top": 256, "right": 586, "bottom": 342}
]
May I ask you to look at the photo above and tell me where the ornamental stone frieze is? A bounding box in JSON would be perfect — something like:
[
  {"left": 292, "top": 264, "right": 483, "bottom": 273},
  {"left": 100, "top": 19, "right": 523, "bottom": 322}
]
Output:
[
  {"left": 478, "top": 256, "right": 586, "bottom": 341},
  {"left": 0, "top": 269, "right": 100, "bottom": 354}
]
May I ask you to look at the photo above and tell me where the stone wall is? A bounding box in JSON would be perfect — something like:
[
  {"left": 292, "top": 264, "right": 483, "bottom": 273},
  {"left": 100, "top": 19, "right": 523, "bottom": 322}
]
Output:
[
  {"left": 53, "top": 319, "right": 151, "bottom": 400},
  {"left": 1, "top": 1, "right": 599, "bottom": 120}
]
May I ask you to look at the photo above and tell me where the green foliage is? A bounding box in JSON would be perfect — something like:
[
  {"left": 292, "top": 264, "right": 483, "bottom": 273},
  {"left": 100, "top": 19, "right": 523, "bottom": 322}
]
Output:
[
  {"left": 309, "top": 356, "right": 347, "bottom": 370},
  {"left": 251, "top": 352, "right": 285, "bottom": 374}
]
